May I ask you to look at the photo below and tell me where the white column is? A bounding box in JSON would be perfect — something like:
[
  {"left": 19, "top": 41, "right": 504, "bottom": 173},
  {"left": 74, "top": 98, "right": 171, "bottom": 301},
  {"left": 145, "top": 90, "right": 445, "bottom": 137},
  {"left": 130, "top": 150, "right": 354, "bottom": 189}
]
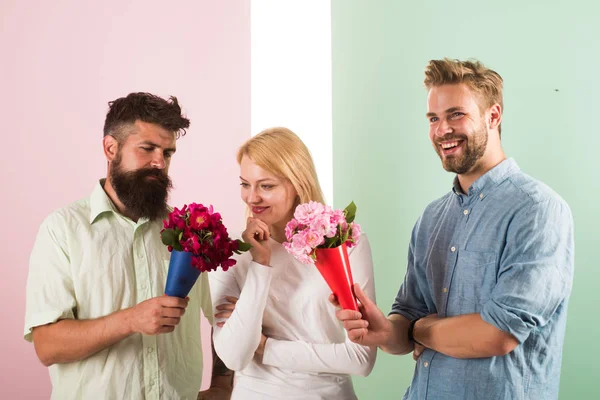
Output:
[{"left": 250, "top": 0, "right": 333, "bottom": 204}]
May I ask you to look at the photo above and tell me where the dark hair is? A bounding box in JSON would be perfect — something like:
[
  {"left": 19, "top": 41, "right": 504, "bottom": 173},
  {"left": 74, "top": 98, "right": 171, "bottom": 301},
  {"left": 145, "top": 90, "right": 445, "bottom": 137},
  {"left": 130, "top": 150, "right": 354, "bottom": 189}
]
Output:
[{"left": 103, "top": 92, "right": 190, "bottom": 140}]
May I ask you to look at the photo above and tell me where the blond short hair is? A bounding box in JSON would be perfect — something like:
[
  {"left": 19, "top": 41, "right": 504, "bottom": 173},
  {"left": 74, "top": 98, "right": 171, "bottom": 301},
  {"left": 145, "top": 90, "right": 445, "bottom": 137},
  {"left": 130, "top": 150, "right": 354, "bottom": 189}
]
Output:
[
  {"left": 237, "top": 127, "right": 325, "bottom": 205},
  {"left": 424, "top": 58, "right": 504, "bottom": 134}
]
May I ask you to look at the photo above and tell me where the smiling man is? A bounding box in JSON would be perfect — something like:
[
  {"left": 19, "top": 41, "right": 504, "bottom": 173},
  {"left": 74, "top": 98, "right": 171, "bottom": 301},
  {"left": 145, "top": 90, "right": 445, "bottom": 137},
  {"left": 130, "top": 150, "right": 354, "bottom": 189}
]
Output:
[
  {"left": 24, "top": 93, "right": 232, "bottom": 400},
  {"left": 334, "top": 59, "right": 574, "bottom": 399}
]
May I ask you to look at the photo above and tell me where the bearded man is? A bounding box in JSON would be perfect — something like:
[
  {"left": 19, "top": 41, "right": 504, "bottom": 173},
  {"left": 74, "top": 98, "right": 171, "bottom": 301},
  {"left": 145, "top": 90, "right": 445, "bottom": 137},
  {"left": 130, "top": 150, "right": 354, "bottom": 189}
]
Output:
[{"left": 25, "top": 93, "right": 232, "bottom": 400}]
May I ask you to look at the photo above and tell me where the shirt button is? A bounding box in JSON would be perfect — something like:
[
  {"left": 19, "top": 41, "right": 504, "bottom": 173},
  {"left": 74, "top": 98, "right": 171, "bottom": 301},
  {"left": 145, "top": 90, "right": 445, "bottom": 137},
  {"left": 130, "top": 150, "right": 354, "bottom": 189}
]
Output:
[
  {"left": 463, "top": 209, "right": 469, "bottom": 215},
  {"left": 147, "top": 347, "right": 154, "bottom": 354},
  {"left": 479, "top": 193, "right": 484, "bottom": 199},
  {"left": 149, "top": 379, "right": 154, "bottom": 387},
  {"left": 424, "top": 361, "right": 429, "bottom": 368},
  {"left": 451, "top": 246, "right": 456, "bottom": 252},
  {"left": 138, "top": 252, "right": 144, "bottom": 259},
  {"left": 443, "top": 288, "right": 448, "bottom": 293}
]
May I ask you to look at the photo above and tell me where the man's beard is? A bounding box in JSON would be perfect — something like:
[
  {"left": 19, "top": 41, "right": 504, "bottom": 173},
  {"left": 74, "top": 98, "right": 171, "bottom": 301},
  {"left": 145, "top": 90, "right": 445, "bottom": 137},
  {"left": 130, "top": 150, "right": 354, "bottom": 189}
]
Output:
[
  {"left": 109, "top": 154, "right": 172, "bottom": 220},
  {"left": 434, "top": 123, "right": 488, "bottom": 175}
]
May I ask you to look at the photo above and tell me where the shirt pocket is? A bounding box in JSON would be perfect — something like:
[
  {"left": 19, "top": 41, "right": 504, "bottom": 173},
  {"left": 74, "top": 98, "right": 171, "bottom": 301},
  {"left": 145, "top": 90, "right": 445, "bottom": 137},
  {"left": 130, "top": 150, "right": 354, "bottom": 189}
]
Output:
[{"left": 452, "top": 249, "right": 498, "bottom": 310}]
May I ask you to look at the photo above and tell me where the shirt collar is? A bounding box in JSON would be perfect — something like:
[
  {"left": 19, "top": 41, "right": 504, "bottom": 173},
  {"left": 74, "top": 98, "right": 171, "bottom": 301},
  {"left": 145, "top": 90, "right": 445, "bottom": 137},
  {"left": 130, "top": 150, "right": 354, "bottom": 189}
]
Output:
[
  {"left": 89, "top": 179, "right": 118, "bottom": 224},
  {"left": 89, "top": 179, "right": 163, "bottom": 227},
  {"left": 452, "top": 158, "right": 520, "bottom": 198}
]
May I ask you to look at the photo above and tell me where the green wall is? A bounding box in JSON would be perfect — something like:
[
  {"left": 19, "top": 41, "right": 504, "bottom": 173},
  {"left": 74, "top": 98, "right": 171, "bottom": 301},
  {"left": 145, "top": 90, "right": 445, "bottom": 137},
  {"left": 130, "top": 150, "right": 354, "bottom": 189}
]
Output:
[{"left": 331, "top": 1, "right": 599, "bottom": 398}]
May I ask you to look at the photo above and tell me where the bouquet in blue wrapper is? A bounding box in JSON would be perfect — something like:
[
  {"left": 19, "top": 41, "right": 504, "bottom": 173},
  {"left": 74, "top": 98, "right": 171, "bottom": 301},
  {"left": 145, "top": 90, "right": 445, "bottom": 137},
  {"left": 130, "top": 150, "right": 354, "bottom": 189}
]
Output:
[{"left": 161, "top": 203, "right": 250, "bottom": 297}]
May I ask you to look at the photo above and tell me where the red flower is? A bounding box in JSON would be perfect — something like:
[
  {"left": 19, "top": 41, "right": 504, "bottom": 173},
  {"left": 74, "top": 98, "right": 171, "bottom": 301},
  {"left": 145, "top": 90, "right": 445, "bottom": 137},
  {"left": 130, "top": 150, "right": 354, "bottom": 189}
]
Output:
[
  {"left": 190, "top": 211, "right": 210, "bottom": 230},
  {"left": 160, "top": 202, "right": 249, "bottom": 273},
  {"left": 190, "top": 235, "right": 201, "bottom": 252}
]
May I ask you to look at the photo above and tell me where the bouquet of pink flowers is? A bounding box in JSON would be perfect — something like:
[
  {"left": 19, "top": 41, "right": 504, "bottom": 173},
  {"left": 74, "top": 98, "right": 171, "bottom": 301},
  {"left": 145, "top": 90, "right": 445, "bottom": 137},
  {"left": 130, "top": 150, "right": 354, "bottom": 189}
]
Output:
[
  {"left": 161, "top": 203, "right": 251, "bottom": 273},
  {"left": 283, "top": 201, "right": 361, "bottom": 264},
  {"left": 283, "top": 201, "right": 362, "bottom": 310}
]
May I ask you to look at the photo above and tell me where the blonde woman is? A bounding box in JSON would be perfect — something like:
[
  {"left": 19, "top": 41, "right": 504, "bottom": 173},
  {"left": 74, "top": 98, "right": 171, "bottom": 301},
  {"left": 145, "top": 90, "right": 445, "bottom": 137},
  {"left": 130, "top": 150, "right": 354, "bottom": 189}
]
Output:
[{"left": 208, "top": 127, "right": 377, "bottom": 399}]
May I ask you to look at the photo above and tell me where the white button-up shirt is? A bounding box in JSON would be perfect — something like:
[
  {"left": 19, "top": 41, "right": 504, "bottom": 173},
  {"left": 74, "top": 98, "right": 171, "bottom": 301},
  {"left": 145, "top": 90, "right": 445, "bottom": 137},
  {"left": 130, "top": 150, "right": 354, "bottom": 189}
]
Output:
[{"left": 25, "top": 181, "right": 213, "bottom": 400}]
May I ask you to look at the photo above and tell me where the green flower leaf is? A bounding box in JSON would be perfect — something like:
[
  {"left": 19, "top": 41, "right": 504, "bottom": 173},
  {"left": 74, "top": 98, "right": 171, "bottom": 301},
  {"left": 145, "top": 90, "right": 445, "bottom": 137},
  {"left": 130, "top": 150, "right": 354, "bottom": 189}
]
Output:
[
  {"left": 234, "top": 239, "right": 252, "bottom": 254},
  {"left": 344, "top": 201, "right": 357, "bottom": 223},
  {"left": 323, "top": 236, "right": 340, "bottom": 248},
  {"left": 172, "top": 242, "right": 184, "bottom": 252},
  {"left": 161, "top": 229, "right": 180, "bottom": 247}
]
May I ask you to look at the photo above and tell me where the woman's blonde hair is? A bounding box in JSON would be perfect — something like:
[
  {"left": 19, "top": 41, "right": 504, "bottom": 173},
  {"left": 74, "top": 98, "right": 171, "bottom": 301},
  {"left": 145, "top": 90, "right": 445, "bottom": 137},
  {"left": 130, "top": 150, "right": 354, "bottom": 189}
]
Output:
[{"left": 237, "top": 127, "right": 325, "bottom": 205}]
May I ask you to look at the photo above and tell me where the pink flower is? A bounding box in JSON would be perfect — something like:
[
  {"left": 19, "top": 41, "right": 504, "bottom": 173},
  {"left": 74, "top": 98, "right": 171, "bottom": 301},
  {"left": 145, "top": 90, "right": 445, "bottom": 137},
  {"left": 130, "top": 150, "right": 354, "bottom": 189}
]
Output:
[
  {"left": 310, "top": 214, "right": 337, "bottom": 238},
  {"left": 346, "top": 222, "right": 361, "bottom": 248},
  {"left": 288, "top": 234, "right": 313, "bottom": 261},
  {"left": 283, "top": 238, "right": 314, "bottom": 264},
  {"left": 293, "top": 201, "right": 326, "bottom": 224},
  {"left": 296, "top": 252, "right": 314, "bottom": 264},
  {"left": 285, "top": 219, "right": 299, "bottom": 241},
  {"left": 330, "top": 209, "right": 345, "bottom": 226},
  {"left": 282, "top": 201, "right": 360, "bottom": 265},
  {"left": 290, "top": 232, "right": 308, "bottom": 251},
  {"left": 303, "top": 229, "right": 325, "bottom": 248}
]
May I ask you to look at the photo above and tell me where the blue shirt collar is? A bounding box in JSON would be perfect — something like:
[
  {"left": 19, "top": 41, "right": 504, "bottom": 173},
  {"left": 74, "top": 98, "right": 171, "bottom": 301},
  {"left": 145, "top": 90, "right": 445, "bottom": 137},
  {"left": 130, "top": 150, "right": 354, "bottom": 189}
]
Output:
[{"left": 452, "top": 158, "right": 520, "bottom": 198}]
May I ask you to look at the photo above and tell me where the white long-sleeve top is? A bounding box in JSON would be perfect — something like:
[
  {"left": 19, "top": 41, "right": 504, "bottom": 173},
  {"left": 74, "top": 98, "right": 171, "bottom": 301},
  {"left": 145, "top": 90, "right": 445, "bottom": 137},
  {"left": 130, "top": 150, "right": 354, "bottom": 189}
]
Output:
[{"left": 209, "top": 234, "right": 377, "bottom": 400}]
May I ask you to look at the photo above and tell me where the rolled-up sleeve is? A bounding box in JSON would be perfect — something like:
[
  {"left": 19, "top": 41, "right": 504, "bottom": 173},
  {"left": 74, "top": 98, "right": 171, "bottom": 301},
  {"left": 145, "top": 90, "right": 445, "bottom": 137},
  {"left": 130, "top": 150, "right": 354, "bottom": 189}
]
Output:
[
  {"left": 481, "top": 197, "right": 574, "bottom": 343},
  {"left": 24, "top": 214, "right": 76, "bottom": 342}
]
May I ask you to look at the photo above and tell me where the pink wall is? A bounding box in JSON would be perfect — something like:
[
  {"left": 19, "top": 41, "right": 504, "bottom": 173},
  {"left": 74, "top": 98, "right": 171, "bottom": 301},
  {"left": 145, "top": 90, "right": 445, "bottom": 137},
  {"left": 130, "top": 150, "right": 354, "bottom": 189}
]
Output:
[{"left": 0, "top": 1, "right": 250, "bottom": 397}]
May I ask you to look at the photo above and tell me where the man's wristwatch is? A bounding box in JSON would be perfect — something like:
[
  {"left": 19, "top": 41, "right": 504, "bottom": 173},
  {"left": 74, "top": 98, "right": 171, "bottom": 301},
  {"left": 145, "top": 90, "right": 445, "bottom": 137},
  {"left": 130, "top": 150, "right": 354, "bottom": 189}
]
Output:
[{"left": 408, "top": 317, "right": 423, "bottom": 345}]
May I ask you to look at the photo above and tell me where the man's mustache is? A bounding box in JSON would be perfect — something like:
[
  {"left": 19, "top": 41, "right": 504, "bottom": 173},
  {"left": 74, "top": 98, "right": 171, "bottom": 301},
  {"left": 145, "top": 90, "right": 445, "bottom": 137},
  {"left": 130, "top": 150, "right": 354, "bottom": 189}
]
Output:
[
  {"left": 128, "top": 167, "right": 170, "bottom": 182},
  {"left": 435, "top": 134, "right": 467, "bottom": 144}
]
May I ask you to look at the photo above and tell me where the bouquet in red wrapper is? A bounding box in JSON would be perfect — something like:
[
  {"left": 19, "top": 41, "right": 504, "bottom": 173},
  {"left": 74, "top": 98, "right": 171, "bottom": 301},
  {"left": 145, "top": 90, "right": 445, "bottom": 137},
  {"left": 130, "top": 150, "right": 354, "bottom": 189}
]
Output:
[{"left": 283, "top": 201, "right": 361, "bottom": 310}]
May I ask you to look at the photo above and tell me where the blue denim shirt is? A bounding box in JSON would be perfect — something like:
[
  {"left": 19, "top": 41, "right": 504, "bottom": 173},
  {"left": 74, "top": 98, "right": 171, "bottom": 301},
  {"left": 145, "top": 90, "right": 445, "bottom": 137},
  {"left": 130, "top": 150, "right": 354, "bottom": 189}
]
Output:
[{"left": 391, "top": 159, "right": 574, "bottom": 400}]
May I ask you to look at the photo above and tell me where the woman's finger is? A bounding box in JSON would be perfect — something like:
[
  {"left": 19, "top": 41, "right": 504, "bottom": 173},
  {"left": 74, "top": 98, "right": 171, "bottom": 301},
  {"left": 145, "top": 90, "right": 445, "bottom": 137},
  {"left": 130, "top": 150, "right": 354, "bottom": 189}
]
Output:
[
  {"left": 216, "top": 303, "right": 236, "bottom": 311},
  {"left": 252, "top": 225, "right": 268, "bottom": 241},
  {"left": 243, "top": 222, "right": 268, "bottom": 242},
  {"left": 255, "top": 220, "right": 271, "bottom": 240},
  {"left": 328, "top": 293, "right": 340, "bottom": 308},
  {"left": 215, "top": 311, "right": 233, "bottom": 319},
  {"left": 243, "top": 228, "right": 264, "bottom": 246},
  {"left": 246, "top": 218, "right": 270, "bottom": 241}
]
